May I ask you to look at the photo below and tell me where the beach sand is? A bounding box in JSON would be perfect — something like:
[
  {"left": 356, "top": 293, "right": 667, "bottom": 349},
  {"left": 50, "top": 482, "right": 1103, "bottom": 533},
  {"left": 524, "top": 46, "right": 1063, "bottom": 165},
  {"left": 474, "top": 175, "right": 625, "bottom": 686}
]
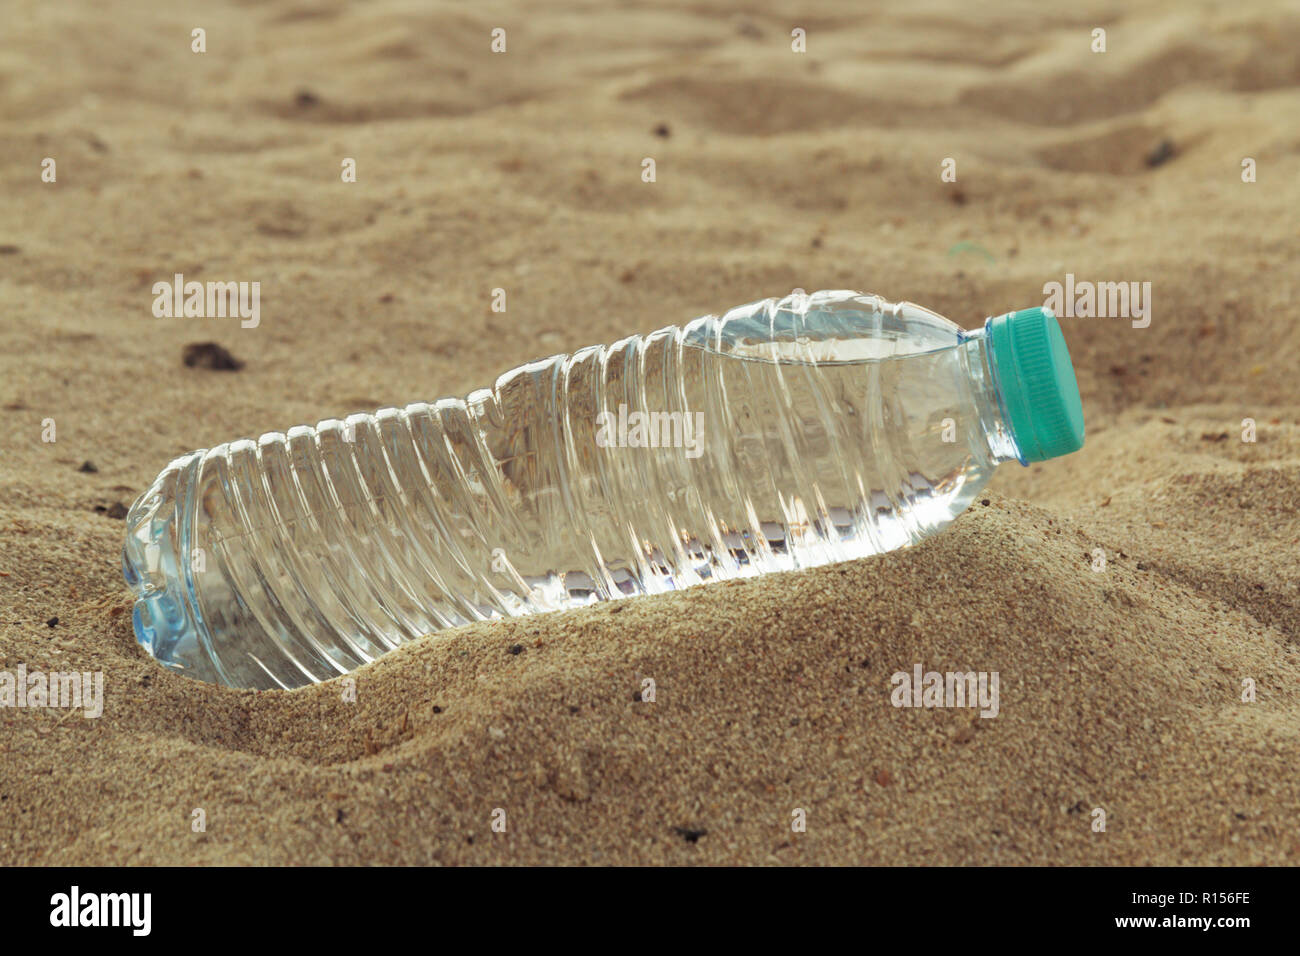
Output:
[{"left": 1, "top": 0, "right": 1297, "bottom": 864}]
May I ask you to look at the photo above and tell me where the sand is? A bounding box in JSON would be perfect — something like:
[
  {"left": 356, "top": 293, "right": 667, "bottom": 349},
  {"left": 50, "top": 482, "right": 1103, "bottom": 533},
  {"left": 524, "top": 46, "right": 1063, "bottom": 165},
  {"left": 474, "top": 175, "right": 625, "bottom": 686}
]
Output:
[{"left": 1, "top": 0, "right": 1298, "bottom": 865}]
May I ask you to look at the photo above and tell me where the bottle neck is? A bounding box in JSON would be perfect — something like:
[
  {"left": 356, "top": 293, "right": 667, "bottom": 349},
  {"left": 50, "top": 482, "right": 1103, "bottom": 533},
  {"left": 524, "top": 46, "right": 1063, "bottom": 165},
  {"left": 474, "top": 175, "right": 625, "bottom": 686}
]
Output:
[{"left": 962, "top": 329, "right": 1026, "bottom": 467}]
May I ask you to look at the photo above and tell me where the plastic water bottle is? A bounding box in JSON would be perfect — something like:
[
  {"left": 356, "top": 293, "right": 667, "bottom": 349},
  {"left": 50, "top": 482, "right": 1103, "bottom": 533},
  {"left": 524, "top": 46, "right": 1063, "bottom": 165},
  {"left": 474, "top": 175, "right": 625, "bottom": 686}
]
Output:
[{"left": 123, "top": 290, "right": 1084, "bottom": 689}]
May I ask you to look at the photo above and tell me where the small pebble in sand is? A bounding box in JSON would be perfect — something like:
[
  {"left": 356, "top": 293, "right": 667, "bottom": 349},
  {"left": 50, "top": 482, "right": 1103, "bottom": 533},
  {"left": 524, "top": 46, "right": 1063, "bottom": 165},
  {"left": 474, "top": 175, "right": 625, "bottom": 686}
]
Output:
[
  {"left": 1145, "top": 139, "right": 1176, "bottom": 167},
  {"left": 183, "top": 342, "right": 244, "bottom": 371}
]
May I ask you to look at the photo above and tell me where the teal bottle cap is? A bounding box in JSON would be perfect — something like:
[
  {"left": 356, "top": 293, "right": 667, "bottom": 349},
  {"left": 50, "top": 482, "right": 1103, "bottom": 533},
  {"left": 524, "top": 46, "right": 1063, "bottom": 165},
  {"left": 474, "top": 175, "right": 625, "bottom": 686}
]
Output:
[{"left": 986, "top": 308, "right": 1085, "bottom": 463}]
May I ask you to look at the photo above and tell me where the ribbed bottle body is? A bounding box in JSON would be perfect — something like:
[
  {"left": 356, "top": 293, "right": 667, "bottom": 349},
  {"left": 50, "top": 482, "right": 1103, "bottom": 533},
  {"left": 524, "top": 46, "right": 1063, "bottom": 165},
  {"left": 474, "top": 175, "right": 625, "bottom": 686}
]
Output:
[{"left": 123, "top": 290, "right": 1018, "bottom": 689}]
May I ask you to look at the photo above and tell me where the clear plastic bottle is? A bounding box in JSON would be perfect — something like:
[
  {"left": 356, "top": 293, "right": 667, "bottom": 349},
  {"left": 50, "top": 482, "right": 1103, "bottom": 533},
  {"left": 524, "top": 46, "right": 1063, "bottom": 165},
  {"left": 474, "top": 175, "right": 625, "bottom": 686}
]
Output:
[{"left": 123, "top": 291, "right": 1084, "bottom": 689}]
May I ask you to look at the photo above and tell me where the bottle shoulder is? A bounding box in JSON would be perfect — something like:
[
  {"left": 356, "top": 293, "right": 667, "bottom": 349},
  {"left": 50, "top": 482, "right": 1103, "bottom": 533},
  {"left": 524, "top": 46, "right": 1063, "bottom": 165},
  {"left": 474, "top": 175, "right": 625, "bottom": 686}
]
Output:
[{"left": 680, "top": 290, "right": 964, "bottom": 364}]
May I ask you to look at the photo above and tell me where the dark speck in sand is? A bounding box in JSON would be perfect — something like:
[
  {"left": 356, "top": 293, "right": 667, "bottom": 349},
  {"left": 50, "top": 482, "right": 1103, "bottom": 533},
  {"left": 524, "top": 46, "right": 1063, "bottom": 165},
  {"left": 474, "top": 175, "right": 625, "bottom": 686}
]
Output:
[
  {"left": 106, "top": 502, "right": 128, "bottom": 520},
  {"left": 1145, "top": 139, "right": 1176, "bottom": 168},
  {"left": 673, "top": 826, "right": 707, "bottom": 843},
  {"left": 183, "top": 342, "right": 244, "bottom": 371},
  {"left": 508, "top": 644, "right": 524, "bottom": 655},
  {"left": 46, "top": 617, "right": 58, "bottom": 628},
  {"left": 78, "top": 461, "right": 98, "bottom": 473}
]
